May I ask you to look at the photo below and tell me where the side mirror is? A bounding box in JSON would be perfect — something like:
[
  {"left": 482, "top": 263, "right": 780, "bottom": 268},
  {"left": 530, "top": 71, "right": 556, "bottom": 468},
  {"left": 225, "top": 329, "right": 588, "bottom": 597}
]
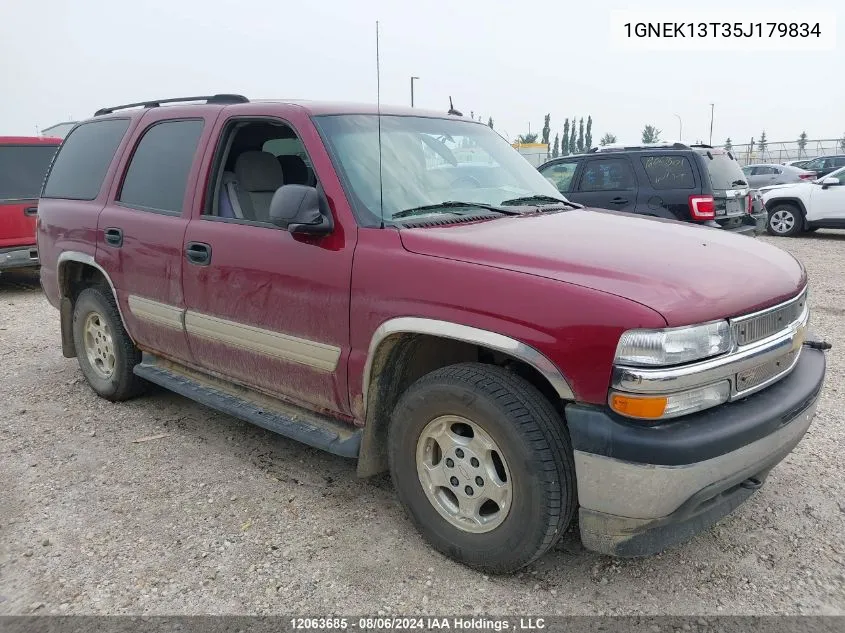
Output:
[
  {"left": 269, "top": 184, "right": 333, "bottom": 235},
  {"left": 821, "top": 176, "right": 841, "bottom": 188}
]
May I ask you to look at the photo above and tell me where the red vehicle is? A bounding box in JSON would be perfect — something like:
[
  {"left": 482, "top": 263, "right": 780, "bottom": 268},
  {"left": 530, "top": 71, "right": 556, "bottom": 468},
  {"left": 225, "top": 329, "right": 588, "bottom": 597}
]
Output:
[
  {"left": 36, "top": 95, "right": 827, "bottom": 573},
  {"left": 0, "top": 136, "right": 61, "bottom": 272}
]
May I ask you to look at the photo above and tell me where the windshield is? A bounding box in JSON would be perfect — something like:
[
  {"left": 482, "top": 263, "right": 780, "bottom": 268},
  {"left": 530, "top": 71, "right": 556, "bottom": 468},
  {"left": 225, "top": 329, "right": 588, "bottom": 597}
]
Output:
[
  {"left": 824, "top": 166, "right": 845, "bottom": 180},
  {"left": 314, "top": 114, "right": 565, "bottom": 225},
  {"left": 697, "top": 151, "right": 747, "bottom": 191}
]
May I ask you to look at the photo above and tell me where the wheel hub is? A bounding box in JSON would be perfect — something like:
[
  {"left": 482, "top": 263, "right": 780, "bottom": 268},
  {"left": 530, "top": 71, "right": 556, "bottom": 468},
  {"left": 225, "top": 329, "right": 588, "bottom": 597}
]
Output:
[
  {"left": 771, "top": 209, "right": 795, "bottom": 234},
  {"left": 415, "top": 415, "right": 512, "bottom": 534},
  {"left": 83, "top": 312, "right": 116, "bottom": 379}
]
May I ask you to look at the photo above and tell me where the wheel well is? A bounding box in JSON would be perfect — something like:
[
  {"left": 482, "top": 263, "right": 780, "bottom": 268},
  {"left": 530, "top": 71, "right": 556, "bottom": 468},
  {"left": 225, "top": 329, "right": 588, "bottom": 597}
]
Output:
[
  {"left": 356, "top": 333, "right": 564, "bottom": 477},
  {"left": 765, "top": 198, "right": 808, "bottom": 229},
  {"left": 59, "top": 260, "right": 109, "bottom": 301},
  {"left": 57, "top": 261, "right": 111, "bottom": 358}
]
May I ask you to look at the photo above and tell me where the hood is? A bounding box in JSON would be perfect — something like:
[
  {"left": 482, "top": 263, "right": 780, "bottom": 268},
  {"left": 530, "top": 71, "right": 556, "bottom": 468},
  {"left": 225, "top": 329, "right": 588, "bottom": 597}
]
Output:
[
  {"left": 399, "top": 209, "right": 806, "bottom": 327},
  {"left": 760, "top": 182, "right": 810, "bottom": 195}
]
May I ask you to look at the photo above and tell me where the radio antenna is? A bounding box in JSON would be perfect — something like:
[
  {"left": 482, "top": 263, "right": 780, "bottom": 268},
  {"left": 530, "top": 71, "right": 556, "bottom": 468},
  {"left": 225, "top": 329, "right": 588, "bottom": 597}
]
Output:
[{"left": 376, "top": 20, "right": 385, "bottom": 229}]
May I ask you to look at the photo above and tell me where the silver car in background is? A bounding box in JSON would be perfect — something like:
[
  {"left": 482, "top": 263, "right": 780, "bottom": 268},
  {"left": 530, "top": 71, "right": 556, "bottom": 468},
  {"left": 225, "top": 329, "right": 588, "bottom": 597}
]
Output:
[{"left": 742, "top": 163, "right": 817, "bottom": 188}]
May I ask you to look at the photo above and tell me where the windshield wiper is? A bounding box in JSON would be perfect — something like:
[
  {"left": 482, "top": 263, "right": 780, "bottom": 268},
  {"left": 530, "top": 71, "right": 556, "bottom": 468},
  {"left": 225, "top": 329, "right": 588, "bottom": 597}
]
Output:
[
  {"left": 499, "top": 194, "right": 575, "bottom": 207},
  {"left": 731, "top": 179, "right": 748, "bottom": 187},
  {"left": 392, "top": 201, "right": 520, "bottom": 219}
]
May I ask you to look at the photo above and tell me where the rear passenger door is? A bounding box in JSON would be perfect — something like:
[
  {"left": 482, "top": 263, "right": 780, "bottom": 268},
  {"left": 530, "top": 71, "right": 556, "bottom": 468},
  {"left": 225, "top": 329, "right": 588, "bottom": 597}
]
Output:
[
  {"left": 637, "top": 154, "right": 699, "bottom": 220},
  {"left": 97, "top": 109, "right": 219, "bottom": 365},
  {"left": 571, "top": 157, "right": 636, "bottom": 212}
]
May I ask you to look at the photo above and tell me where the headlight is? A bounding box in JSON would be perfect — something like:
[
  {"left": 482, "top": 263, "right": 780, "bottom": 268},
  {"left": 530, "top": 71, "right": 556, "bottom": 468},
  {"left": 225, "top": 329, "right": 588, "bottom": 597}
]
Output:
[{"left": 614, "top": 321, "right": 732, "bottom": 367}]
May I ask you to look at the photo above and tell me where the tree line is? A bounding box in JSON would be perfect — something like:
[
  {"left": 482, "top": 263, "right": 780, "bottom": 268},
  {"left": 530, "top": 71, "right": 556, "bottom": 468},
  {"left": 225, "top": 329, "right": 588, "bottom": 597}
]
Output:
[
  {"left": 508, "top": 115, "right": 671, "bottom": 155},
  {"left": 724, "top": 130, "right": 845, "bottom": 154}
]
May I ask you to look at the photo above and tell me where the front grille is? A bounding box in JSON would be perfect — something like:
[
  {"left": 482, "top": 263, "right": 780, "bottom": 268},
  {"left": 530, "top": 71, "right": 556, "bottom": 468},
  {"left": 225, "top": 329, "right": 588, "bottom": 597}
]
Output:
[
  {"left": 732, "top": 289, "right": 807, "bottom": 347},
  {"left": 735, "top": 349, "right": 798, "bottom": 394}
]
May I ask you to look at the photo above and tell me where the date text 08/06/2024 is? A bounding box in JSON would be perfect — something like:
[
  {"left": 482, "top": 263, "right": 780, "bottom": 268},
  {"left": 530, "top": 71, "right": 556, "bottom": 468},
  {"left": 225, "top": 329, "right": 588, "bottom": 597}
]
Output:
[{"left": 290, "top": 617, "right": 547, "bottom": 631}]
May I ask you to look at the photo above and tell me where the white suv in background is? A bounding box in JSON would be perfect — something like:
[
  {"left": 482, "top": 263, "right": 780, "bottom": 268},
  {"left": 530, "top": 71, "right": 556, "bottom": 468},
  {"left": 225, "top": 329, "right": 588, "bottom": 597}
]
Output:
[{"left": 761, "top": 166, "right": 845, "bottom": 236}]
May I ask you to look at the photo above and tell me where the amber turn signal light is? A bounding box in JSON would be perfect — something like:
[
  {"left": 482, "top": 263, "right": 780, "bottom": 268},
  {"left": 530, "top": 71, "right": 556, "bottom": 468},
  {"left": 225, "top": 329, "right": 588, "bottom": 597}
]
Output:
[{"left": 609, "top": 393, "right": 668, "bottom": 420}]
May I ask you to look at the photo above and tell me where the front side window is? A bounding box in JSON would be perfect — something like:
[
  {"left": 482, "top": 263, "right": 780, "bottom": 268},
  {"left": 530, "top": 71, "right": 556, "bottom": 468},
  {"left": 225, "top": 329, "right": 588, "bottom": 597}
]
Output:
[
  {"left": 118, "top": 119, "right": 204, "bottom": 214},
  {"left": 42, "top": 119, "right": 130, "bottom": 200},
  {"left": 579, "top": 158, "right": 636, "bottom": 192},
  {"left": 313, "top": 114, "right": 564, "bottom": 226},
  {"left": 539, "top": 160, "right": 580, "bottom": 193},
  {"left": 0, "top": 145, "right": 59, "bottom": 201}
]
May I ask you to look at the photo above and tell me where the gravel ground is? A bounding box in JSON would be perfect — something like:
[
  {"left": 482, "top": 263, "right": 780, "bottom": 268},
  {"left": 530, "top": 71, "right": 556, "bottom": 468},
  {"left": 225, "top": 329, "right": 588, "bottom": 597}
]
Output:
[{"left": 1, "top": 232, "right": 844, "bottom": 616}]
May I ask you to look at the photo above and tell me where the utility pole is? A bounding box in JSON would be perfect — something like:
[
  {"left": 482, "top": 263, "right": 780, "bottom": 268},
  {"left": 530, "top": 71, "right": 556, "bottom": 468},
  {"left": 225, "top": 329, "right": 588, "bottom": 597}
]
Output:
[
  {"left": 674, "top": 114, "right": 683, "bottom": 142},
  {"left": 410, "top": 76, "right": 419, "bottom": 107},
  {"left": 709, "top": 103, "right": 715, "bottom": 145}
]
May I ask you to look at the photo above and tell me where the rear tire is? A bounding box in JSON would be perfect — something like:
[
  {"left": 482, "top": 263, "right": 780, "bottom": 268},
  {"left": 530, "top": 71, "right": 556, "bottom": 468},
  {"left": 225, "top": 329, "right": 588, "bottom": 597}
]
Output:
[
  {"left": 767, "top": 203, "right": 804, "bottom": 237},
  {"left": 72, "top": 286, "right": 146, "bottom": 401},
  {"left": 388, "top": 362, "right": 576, "bottom": 574}
]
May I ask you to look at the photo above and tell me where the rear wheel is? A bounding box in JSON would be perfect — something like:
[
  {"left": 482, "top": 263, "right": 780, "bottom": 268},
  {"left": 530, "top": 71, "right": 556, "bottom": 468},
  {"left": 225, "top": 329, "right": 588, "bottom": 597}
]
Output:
[
  {"left": 388, "top": 362, "right": 576, "bottom": 574},
  {"left": 72, "top": 287, "right": 146, "bottom": 401},
  {"left": 767, "top": 203, "right": 804, "bottom": 237}
]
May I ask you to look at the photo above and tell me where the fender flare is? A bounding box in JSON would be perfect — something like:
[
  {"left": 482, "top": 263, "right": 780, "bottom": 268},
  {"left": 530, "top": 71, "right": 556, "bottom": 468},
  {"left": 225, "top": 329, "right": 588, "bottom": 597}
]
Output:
[
  {"left": 361, "top": 317, "right": 576, "bottom": 418},
  {"left": 57, "top": 251, "right": 135, "bottom": 344}
]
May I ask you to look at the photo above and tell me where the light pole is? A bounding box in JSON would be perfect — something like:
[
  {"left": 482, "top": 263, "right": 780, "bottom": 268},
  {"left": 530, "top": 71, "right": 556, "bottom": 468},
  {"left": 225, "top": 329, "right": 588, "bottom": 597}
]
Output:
[
  {"left": 709, "top": 103, "right": 715, "bottom": 145},
  {"left": 410, "top": 76, "right": 419, "bottom": 107},
  {"left": 674, "top": 114, "right": 683, "bottom": 142}
]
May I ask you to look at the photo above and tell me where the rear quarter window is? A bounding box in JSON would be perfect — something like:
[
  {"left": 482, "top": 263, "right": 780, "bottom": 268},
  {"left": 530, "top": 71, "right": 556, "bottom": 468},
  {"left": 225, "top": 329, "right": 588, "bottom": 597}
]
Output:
[
  {"left": 42, "top": 119, "right": 130, "bottom": 200},
  {"left": 0, "top": 145, "right": 59, "bottom": 201},
  {"left": 696, "top": 150, "right": 747, "bottom": 190},
  {"left": 640, "top": 155, "right": 695, "bottom": 190}
]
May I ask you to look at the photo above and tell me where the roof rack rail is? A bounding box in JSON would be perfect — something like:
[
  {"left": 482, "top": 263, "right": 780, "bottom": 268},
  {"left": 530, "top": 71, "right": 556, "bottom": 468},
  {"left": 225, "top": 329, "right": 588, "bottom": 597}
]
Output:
[
  {"left": 94, "top": 94, "right": 249, "bottom": 116},
  {"left": 689, "top": 143, "right": 714, "bottom": 149},
  {"left": 590, "top": 142, "right": 690, "bottom": 153}
]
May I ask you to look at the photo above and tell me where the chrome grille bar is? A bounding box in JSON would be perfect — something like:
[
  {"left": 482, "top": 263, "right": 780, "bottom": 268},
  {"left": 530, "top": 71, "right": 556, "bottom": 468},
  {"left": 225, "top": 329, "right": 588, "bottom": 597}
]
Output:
[{"left": 731, "top": 289, "right": 807, "bottom": 347}]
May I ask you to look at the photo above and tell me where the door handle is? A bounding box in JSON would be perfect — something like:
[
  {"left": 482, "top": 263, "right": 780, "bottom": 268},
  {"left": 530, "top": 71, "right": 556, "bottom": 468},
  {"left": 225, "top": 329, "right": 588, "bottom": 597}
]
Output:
[
  {"left": 104, "top": 227, "right": 123, "bottom": 247},
  {"left": 23, "top": 206, "right": 38, "bottom": 217},
  {"left": 609, "top": 197, "right": 629, "bottom": 205},
  {"left": 185, "top": 242, "right": 212, "bottom": 266}
]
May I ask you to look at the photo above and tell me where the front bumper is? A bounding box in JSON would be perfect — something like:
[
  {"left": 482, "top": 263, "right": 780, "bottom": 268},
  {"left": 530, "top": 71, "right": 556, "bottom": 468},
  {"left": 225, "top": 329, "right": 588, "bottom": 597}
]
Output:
[
  {"left": 566, "top": 345, "right": 826, "bottom": 557},
  {"left": 0, "top": 245, "right": 39, "bottom": 271}
]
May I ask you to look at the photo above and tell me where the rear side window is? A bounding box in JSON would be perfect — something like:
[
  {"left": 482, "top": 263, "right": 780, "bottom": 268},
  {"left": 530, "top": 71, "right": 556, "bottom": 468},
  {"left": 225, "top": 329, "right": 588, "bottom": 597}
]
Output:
[
  {"left": 118, "top": 119, "right": 204, "bottom": 214},
  {"left": 0, "top": 145, "right": 59, "bottom": 201},
  {"left": 640, "top": 155, "right": 695, "bottom": 190},
  {"left": 579, "top": 158, "right": 636, "bottom": 191},
  {"left": 42, "top": 119, "right": 130, "bottom": 200}
]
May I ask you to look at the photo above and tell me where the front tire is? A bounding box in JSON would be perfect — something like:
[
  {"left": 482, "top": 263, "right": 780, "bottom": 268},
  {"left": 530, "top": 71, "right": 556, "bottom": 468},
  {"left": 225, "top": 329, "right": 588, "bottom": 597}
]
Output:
[
  {"left": 767, "top": 203, "right": 804, "bottom": 237},
  {"left": 388, "top": 363, "right": 576, "bottom": 574},
  {"left": 72, "top": 286, "right": 145, "bottom": 401}
]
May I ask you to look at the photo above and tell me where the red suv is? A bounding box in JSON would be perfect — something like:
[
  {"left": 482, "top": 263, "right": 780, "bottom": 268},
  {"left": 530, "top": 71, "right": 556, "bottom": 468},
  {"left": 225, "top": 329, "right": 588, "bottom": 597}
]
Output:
[
  {"left": 0, "top": 136, "right": 61, "bottom": 273},
  {"left": 36, "top": 95, "right": 827, "bottom": 573}
]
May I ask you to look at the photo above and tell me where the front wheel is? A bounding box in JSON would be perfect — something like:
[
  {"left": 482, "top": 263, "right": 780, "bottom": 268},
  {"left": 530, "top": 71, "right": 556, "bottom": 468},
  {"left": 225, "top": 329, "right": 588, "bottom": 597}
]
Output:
[
  {"left": 388, "top": 363, "right": 576, "bottom": 574},
  {"left": 767, "top": 204, "right": 804, "bottom": 237}
]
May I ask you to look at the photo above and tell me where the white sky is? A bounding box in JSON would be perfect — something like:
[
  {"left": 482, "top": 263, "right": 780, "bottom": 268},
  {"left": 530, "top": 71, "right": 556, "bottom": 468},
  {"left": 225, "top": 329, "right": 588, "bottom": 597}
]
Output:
[{"left": 1, "top": 0, "right": 842, "bottom": 147}]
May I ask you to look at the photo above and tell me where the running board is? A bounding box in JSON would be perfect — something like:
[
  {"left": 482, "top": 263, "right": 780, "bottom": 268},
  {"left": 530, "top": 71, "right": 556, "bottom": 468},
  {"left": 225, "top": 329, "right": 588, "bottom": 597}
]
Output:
[{"left": 133, "top": 357, "right": 361, "bottom": 458}]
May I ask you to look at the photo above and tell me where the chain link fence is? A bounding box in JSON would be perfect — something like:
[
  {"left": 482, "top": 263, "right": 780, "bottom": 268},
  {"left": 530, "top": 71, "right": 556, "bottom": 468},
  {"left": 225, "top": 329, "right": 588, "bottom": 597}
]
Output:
[{"left": 728, "top": 138, "right": 845, "bottom": 165}]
